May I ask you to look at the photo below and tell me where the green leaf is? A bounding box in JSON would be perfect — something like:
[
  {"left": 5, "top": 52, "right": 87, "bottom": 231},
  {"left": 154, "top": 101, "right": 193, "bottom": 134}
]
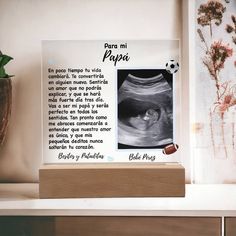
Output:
[{"left": 0, "top": 55, "right": 13, "bottom": 67}]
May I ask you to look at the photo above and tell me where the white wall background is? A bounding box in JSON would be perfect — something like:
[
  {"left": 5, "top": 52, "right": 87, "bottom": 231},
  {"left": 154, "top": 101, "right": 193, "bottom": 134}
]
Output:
[{"left": 0, "top": 0, "right": 183, "bottom": 182}]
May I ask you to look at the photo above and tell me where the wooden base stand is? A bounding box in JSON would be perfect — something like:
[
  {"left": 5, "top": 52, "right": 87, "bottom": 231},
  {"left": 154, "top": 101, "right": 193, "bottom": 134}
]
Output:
[{"left": 39, "top": 163, "right": 185, "bottom": 198}]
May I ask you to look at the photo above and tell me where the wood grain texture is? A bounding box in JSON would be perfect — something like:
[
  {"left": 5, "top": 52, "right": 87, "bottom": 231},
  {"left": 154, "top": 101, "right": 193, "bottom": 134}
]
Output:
[
  {"left": 39, "top": 163, "right": 185, "bottom": 198},
  {"left": 0, "top": 78, "right": 12, "bottom": 145},
  {"left": 56, "top": 216, "right": 221, "bottom": 236},
  {"left": 225, "top": 217, "right": 236, "bottom": 236}
]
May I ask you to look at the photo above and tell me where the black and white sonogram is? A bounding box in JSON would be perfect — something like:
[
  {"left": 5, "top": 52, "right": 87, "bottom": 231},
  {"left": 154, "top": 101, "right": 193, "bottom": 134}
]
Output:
[{"left": 118, "top": 69, "right": 173, "bottom": 149}]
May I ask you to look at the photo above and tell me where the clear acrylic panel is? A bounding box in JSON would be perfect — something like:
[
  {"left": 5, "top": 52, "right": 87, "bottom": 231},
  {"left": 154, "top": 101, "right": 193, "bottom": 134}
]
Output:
[{"left": 42, "top": 40, "right": 181, "bottom": 163}]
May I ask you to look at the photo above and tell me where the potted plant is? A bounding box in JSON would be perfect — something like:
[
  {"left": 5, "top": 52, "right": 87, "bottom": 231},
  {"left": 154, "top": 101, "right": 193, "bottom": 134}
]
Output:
[{"left": 0, "top": 51, "right": 13, "bottom": 145}]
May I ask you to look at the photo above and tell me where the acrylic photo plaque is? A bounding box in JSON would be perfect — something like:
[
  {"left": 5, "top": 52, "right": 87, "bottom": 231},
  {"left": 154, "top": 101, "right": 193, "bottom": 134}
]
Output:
[{"left": 42, "top": 40, "right": 180, "bottom": 163}]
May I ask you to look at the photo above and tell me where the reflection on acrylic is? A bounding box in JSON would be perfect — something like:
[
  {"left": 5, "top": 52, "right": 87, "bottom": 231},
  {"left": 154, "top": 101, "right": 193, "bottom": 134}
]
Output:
[{"left": 118, "top": 72, "right": 173, "bottom": 148}]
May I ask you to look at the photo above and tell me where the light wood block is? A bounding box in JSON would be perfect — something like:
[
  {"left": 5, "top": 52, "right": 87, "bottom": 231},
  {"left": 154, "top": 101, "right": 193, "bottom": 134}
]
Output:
[
  {"left": 39, "top": 163, "right": 185, "bottom": 198},
  {"left": 55, "top": 217, "right": 221, "bottom": 236},
  {"left": 225, "top": 217, "right": 236, "bottom": 236}
]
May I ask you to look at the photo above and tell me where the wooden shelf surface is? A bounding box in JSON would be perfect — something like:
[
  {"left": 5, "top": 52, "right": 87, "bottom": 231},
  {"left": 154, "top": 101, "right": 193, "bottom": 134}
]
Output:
[{"left": 0, "top": 184, "right": 235, "bottom": 216}]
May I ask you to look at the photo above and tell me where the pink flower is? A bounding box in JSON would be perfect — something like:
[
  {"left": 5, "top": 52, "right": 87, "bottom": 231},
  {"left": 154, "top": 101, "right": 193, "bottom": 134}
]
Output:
[{"left": 209, "top": 40, "right": 233, "bottom": 71}]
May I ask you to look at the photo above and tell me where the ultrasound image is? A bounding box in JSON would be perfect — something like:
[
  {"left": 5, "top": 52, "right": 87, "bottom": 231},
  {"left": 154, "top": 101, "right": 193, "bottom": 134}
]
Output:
[{"left": 118, "top": 70, "right": 173, "bottom": 149}]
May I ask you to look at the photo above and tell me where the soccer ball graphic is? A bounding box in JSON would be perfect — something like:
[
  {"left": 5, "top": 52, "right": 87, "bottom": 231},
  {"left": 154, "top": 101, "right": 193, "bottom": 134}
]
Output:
[{"left": 165, "top": 60, "right": 179, "bottom": 74}]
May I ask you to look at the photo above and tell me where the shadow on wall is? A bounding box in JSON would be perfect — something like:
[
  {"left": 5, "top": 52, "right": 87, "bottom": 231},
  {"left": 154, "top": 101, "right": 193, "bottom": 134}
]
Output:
[{"left": 0, "top": 59, "right": 41, "bottom": 183}]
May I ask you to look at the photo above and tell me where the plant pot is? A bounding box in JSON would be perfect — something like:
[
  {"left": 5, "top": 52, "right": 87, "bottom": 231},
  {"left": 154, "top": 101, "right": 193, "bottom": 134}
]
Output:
[{"left": 0, "top": 78, "right": 12, "bottom": 145}]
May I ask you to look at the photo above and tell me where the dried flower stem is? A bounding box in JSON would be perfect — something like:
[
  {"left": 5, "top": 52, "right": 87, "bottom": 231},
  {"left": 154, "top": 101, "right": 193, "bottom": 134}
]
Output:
[
  {"left": 209, "top": 111, "right": 216, "bottom": 156},
  {"left": 213, "top": 68, "right": 220, "bottom": 101},
  {"left": 232, "top": 113, "right": 235, "bottom": 149},
  {"left": 220, "top": 113, "right": 228, "bottom": 158}
]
